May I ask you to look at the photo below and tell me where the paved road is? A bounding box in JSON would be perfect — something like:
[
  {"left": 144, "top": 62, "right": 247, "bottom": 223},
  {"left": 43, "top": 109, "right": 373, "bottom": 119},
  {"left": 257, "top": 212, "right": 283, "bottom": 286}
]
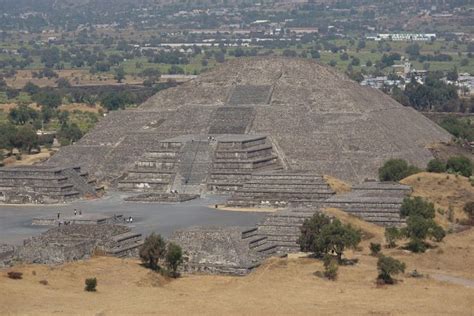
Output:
[{"left": 0, "top": 192, "right": 266, "bottom": 245}]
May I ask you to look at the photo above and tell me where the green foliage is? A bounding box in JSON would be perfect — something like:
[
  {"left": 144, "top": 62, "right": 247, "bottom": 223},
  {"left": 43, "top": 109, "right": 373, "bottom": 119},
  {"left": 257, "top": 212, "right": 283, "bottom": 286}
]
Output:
[
  {"left": 14, "top": 125, "right": 38, "bottom": 153},
  {"left": 139, "top": 233, "right": 167, "bottom": 271},
  {"left": 8, "top": 105, "right": 39, "bottom": 125},
  {"left": 323, "top": 254, "right": 338, "bottom": 280},
  {"left": 369, "top": 243, "right": 381, "bottom": 256},
  {"left": 84, "top": 278, "right": 97, "bottom": 292},
  {"left": 100, "top": 91, "right": 136, "bottom": 111},
  {"left": 427, "top": 159, "right": 446, "bottom": 173},
  {"left": 446, "top": 156, "right": 472, "bottom": 177},
  {"left": 114, "top": 66, "right": 125, "bottom": 83},
  {"left": 400, "top": 197, "right": 435, "bottom": 219},
  {"left": 378, "top": 159, "right": 420, "bottom": 182},
  {"left": 384, "top": 227, "right": 401, "bottom": 248},
  {"left": 32, "top": 90, "right": 62, "bottom": 108},
  {"left": 298, "top": 213, "right": 331, "bottom": 253},
  {"left": 299, "top": 214, "right": 361, "bottom": 262},
  {"left": 165, "top": 242, "right": 183, "bottom": 278},
  {"left": 440, "top": 117, "right": 474, "bottom": 142},
  {"left": 430, "top": 224, "right": 446, "bottom": 242},
  {"left": 377, "top": 255, "right": 406, "bottom": 284},
  {"left": 57, "top": 122, "right": 83, "bottom": 146}
]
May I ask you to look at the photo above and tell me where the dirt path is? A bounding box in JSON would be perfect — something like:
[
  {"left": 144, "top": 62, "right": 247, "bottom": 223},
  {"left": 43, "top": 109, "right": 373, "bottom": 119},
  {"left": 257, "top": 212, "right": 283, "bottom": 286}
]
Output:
[{"left": 432, "top": 274, "right": 474, "bottom": 288}]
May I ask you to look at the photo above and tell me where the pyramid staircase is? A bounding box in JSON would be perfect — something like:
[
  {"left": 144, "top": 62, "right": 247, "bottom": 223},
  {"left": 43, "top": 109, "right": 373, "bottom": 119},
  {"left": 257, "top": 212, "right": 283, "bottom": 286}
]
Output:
[{"left": 207, "top": 135, "right": 281, "bottom": 192}]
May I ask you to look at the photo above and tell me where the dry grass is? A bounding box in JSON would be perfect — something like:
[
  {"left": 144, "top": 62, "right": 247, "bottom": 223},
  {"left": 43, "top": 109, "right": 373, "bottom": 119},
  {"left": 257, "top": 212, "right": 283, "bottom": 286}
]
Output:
[
  {"left": 400, "top": 172, "right": 474, "bottom": 225},
  {"left": 1, "top": 230, "right": 473, "bottom": 316},
  {"left": 3, "top": 148, "right": 52, "bottom": 166},
  {"left": 324, "top": 175, "right": 352, "bottom": 194}
]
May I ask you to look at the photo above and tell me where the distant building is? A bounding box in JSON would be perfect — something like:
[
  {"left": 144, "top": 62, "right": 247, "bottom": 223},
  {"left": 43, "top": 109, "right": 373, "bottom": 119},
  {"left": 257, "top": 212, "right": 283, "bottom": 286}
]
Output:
[{"left": 366, "top": 33, "right": 436, "bottom": 41}]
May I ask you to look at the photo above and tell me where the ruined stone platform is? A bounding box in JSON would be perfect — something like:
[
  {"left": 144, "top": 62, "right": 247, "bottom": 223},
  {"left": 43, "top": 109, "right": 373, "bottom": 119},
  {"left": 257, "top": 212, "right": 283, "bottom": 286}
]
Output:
[
  {"left": 8, "top": 224, "right": 143, "bottom": 265},
  {"left": 171, "top": 226, "right": 262, "bottom": 275},
  {"left": 0, "top": 165, "right": 102, "bottom": 204},
  {"left": 307, "top": 181, "right": 412, "bottom": 226},
  {"left": 32, "top": 213, "right": 125, "bottom": 226},
  {"left": 226, "top": 171, "right": 334, "bottom": 208},
  {"left": 124, "top": 193, "right": 199, "bottom": 203}
]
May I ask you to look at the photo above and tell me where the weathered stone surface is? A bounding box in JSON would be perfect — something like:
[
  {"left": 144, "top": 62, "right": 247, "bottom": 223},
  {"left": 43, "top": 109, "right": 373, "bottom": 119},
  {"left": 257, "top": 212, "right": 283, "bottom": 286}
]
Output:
[
  {"left": 42, "top": 57, "right": 450, "bottom": 184},
  {"left": 0, "top": 166, "right": 102, "bottom": 204},
  {"left": 171, "top": 227, "right": 261, "bottom": 275}
]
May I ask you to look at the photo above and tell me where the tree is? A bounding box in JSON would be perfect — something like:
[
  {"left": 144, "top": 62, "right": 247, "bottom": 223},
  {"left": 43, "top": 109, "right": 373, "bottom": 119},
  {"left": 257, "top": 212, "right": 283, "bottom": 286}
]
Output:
[
  {"left": 14, "top": 125, "right": 38, "bottom": 153},
  {"left": 23, "top": 82, "right": 40, "bottom": 95},
  {"left": 139, "top": 233, "right": 167, "bottom": 271},
  {"left": 405, "top": 43, "right": 420, "bottom": 58},
  {"left": 400, "top": 197, "right": 435, "bottom": 219},
  {"left": 58, "top": 122, "right": 83, "bottom": 145},
  {"left": 384, "top": 227, "right": 401, "bottom": 248},
  {"left": 446, "top": 67, "right": 458, "bottom": 81},
  {"left": 114, "top": 66, "right": 125, "bottom": 83},
  {"left": 8, "top": 105, "right": 39, "bottom": 125},
  {"left": 446, "top": 156, "right": 472, "bottom": 177},
  {"left": 0, "top": 122, "right": 17, "bottom": 153},
  {"left": 318, "top": 219, "right": 362, "bottom": 262},
  {"left": 298, "top": 213, "right": 331, "bottom": 254},
  {"left": 323, "top": 254, "right": 338, "bottom": 280},
  {"left": 378, "top": 159, "right": 420, "bottom": 182},
  {"left": 377, "top": 255, "right": 405, "bottom": 284},
  {"left": 427, "top": 159, "right": 446, "bottom": 173},
  {"left": 32, "top": 90, "right": 62, "bottom": 108},
  {"left": 100, "top": 91, "right": 136, "bottom": 111},
  {"left": 165, "top": 242, "right": 183, "bottom": 277}
]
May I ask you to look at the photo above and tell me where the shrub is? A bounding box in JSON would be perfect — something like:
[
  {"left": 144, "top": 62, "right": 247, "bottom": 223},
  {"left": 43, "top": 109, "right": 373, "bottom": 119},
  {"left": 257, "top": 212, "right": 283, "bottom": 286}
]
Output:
[
  {"left": 464, "top": 201, "right": 474, "bottom": 220},
  {"left": 39, "top": 279, "right": 48, "bottom": 286},
  {"left": 7, "top": 271, "right": 23, "bottom": 280},
  {"left": 323, "top": 254, "right": 338, "bottom": 280},
  {"left": 378, "top": 159, "right": 420, "bottom": 182},
  {"left": 446, "top": 156, "right": 472, "bottom": 177},
  {"left": 84, "top": 278, "right": 97, "bottom": 292},
  {"left": 139, "top": 233, "right": 167, "bottom": 271},
  {"left": 165, "top": 242, "right": 183, "bottom": 278},
  {"left": 384, "top": 227, "right": 401, "bottom": 248},
  {"left": 369, "top": 243, "right": 382, "bottom": 256},
  {"left": 430, "top": 225, "right": 446, "bottom": 242},
  {"left": 427, "top": 159, "right": 446, "bottom": 173},
  {"left": 377, "top": 255, "right": 406, "bottom": 284},
  {"left": 400, "top": 197, "right": 435, "bottom": 219}
]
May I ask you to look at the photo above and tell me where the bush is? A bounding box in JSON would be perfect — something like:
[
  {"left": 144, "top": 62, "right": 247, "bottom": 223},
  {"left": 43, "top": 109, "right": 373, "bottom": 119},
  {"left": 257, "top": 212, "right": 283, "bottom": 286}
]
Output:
[
  {"left": 7, "top": 271, "right": 23, "bottom": 279},
  {"left": 369, "top": 243, "right": 382, "bottom": 256},
  {"left": 377, "top": 255, "right": 406, "bottom": 284},
  {"left": 165, "top": 242, "right": 183, "bottom": 278},
  {"left": 323, "top": 254, "right": 338, "bottom": 280},
  {"left": 464, "top": 201, "right": 474, "bottom": 220},
  {"left": 384, "top": 227, "right": 401, "bottom": 248},
  {"left": 427, "top": 159, "right": 446, "bottom": 173},
  {"left": 378, "top": 159, "right": 420, "bottom": 182},
  {"left": 446, "top": 156, "right": 472, "bottom": 177},
  {"left": 430, "top": 225, "right": 446, "bottom": 242},
  {"left": 139, "top": 233, "right": 167, "bottom": 271},
  {"left": 84, "top": 278, "right": 97, "bottom": 292},
  {"left": 400, "top": 197, "right": 435, "bottom": 219}
]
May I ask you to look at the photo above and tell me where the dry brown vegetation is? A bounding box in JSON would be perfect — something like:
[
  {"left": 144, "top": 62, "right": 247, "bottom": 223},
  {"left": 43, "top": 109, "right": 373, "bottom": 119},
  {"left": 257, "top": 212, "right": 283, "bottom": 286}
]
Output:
[
  {"left": 324, "top": 175, "right": 352, "bottom": 194},
  {"left": 1, "top": 226, "right": 473, "bottom": 316},
  {"left": 401, "top": 172, "right": 474, "bottom": 225}
]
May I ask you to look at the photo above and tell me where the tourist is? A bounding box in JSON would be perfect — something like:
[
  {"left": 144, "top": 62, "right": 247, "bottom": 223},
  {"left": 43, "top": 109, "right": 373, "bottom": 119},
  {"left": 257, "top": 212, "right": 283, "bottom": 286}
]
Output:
[
  {"left": 57, "top": 213, "right": 60, "bottom": 219},
  {"left": 129, "top": 216, "right": 133, "bottom": 223},
  {"left": 74, "top": 209, "right": 77, "bottom": 216},
  {"left": 79, "top": 210, "right": 82, "bottom": 215}
]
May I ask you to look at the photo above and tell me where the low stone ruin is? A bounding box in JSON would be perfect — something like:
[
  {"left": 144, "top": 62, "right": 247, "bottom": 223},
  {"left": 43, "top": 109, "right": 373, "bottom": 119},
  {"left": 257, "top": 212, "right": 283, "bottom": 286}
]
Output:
[
  {"left": 0, "top": 165, "right": 103, "bottom": 204},
  {"left": 1, "top": 224, "right": 143, "bottom": 267},
  {"left": 310, "top": 181, "right": 412, "bottom": 226},
  {"left": 124, "top": 193, "right": 199, "bottom": 203},
  {"left": 171, "top": 227, "right": 262, "bottom": 275},
  {"left": 32, "top": 213, "right": 127, "bottom": 226},
  {"left": 226, "top": 171, "right": 335, "bottom": 208}
]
